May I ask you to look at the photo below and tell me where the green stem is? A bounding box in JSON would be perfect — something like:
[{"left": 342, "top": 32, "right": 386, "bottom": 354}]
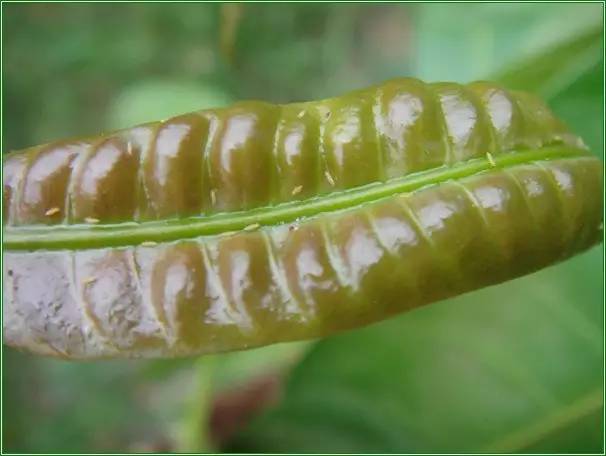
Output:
[{"left": 177, "top": 356, "right": 216, "bottom": 453}]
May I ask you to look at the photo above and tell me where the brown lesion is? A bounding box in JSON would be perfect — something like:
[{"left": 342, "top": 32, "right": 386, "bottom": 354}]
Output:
[
  {"left": 323, "top": 93, "right": 382, "bottom": 189},
  {"left": 215, "top": 231, "right": 313, "bottom": 342},
  {"left": 207, "top": 102, "right": 281, "bottom": 212},
  {"left": 273, "top": 106, "right": 320, "bottom": 201},
  {"left": 71, "top": 136, "right": 138, "bottom": 223},
  {"left": 2, "top": 152, "right": 29, "bottom": 225},
  {"left": 14, "top": 140, "right": 85, "bottom": 225},
  {"left": 143, "top": 113, "right": 208, "bottom": 219},
  {"left": 149, "top": 242, "right": 210, "bottom": 349},
  {"left": 278, "top": 220, "right": 351, "bottom": 336},
  {"left": 374, "top": 78, "right": 449, "bottom": 178},
  {"left": 126, "top": 124, "right": 156, "bottom": 221},
  {"left": 324, "top": 210, "right": 400, "bottom": 328}
]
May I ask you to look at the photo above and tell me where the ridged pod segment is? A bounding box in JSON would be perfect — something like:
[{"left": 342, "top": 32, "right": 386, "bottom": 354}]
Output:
[
  {"left": 2, "top": 78, "right": 602, "bottom": 359},
  {"left": 3, "top": 79, "right": 581, "bottom": 226}
]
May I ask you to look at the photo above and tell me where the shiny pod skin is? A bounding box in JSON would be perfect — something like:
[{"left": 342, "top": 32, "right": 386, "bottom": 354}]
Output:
[{"left": 2, "top": 78, "right": 602, "bottom": 359}]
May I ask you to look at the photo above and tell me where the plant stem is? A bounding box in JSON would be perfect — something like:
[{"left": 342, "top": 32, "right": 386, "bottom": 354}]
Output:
[{"left": 177, "top": 355, "right": 216, "bottom": 453}]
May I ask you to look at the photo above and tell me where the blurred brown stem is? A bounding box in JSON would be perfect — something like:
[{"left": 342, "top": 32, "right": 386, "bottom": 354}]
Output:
[{"left": 219, "top": 3, "right": 244, "bottom": 65}]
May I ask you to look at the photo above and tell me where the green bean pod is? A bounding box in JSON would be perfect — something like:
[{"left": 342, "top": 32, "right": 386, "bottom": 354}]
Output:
[{"left": 2, "top": 78, "right": 602, "bottom": 359}]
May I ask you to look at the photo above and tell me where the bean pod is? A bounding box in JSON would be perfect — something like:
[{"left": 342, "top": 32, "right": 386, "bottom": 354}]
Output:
[{"left": 3, "top": 78, "right": 602, "bottom": 359}]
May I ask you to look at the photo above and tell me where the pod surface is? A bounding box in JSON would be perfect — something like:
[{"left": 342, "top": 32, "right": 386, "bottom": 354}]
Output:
[{"left": 2, "top": 78, "right": 602, "bottom": 359}]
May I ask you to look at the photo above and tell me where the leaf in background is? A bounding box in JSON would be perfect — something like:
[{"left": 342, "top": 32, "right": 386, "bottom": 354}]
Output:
[
  {"left": 140, "top": 341, "right": 312, "bottom": 390},
  {"left": 227, "top": 22, "right": 604, "bottom": 454},
  {"left": 495, "top": 25, "right": 603, "bottom": 157},
  {"left": 2, "top": 351, "right": 169, "bottom": 453},
  {"left": 495, "top": 27, "right": 602, "bottom": 100},
  {"left": 227, "top": 247, "right": 603, "bottom": 453},
  {"left": 143, "top": 342, "right": 312, "bottom": 452},
  {"left": 550, "top": 61, "right": 604, "bottom": 157},
  {"left": 492, "top": 24, "right": 603, "bottom": 156},
  {"left": 108, "top": 80, "right": 233, "bottom": 129},
  {"left": 414, "top": 3, "right": 602, "bottom": 84}
]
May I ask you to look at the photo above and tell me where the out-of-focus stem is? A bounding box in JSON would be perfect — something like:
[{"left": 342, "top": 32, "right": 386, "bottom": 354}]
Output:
[{"left": 176, "top": 356, "right": 216, "bottom": 453}]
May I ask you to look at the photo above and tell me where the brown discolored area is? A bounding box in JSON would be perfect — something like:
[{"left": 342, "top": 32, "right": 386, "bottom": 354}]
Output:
[
  {"left": 125, "top": 124, "right": 156, "bottom": 220},
  {"left": 3, "top": 152, "right": 29, "bottom": 225},
  {"left": 374, "top": 78, "right": 449, "bottom": 178},
  {"left": 277, "top": 220, "right": 352, "bottom": 335},
  {"left": 273, "top": 106, "right": 320, "bottom": 200},
  {"left": 149, "top": 242, "right": 209, "bottom": 350},
  {"left": 323, "top": 94, "right": 382, "bottom": 188},
  {"left": 214, "top": 232, "right": 292, "bottom": 340},
  {"left": 71, "top": 137, "right": 138, "bottom": 222},
  {"left": 207, "top": 102, "right": 280, "bottom": 211},
  {"left": 143, "top": 113, "right": 208, "bottom": 219},
  {"left": 324, "top": 210, "right": 396, "bottom": 327},
  {"left": 15, "top": 141, "right": 86, "bottom": 224}
]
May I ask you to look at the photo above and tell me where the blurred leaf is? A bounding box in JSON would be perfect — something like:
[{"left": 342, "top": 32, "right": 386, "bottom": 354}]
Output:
[
  {"left": 211, "top": 341, "right": 313, "bottom": 392},
  {"left": 174, "top": 342, "right": 312, "bottom": 452},
  {"left": 228, "top": 248, "right": 603, "bottom": 453},
  {"left": 550, "top": 60, "right": 604, "bottom": 158},
  {"left": 495, "top": 27, "right": 602, "bottom": 101},
  {"left": 2, "top": 351, "right": 170, "bottom": 453},
  {"left": 141, "top": 342, "right": 312, "bottom": 452},
  {"left": 109, "top": 80, "right": 233, "bottom": 129},
  {"left": 2, "top": 341, "right": 311, "bottom": 452},
  {"left": 493, "top": 25, "right": 603, "bottom": 156},
  {"left": 141, "top": 341, "right": 312, "bottom": 391},
  {"left": 2, "top": 3, "right": 222, "bottom": 150},
  {"left": 415, "top": 3, "right": 602, "bottom": 83}
]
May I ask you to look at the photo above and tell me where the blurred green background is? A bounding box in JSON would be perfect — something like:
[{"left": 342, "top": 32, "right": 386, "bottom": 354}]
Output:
[{"left": 2, "top": 3, "right": 604, "bottom": 453}]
